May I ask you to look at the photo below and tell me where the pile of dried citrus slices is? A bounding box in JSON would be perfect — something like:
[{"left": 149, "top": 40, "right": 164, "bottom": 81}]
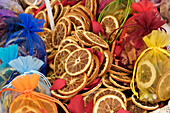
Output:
[{"left": 24, "top": 0, "right": 168, "bottom": 113}]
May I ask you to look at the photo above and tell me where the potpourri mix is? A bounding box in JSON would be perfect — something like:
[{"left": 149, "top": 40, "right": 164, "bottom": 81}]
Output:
[{"left": 0, "top": 0, "right": 170, "bottom": 113}]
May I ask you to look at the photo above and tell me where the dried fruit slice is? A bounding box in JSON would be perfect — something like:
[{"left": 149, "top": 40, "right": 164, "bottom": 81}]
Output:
[
  {"left": 93, "top": 88, "right": 127, "bottom": 107},
  {"left": 60, "top": 5, "right": 71, "bottom": 17},
  {"left": 75, "top": 30, "right": 93, "bottom": 46},
  {"left": 136, "top": 60, "right": 156, "bottom": 89},
  {"left": 109, "top": 76, "right": 131, "bottom": 90},
  {"left": 58, "top": 38, "right": 77, "bottom": 51},
  {"left": 101, "top": 15, "right": 119, "bottom": 41},
  {"left": 57, "top": 17, "right": 71, "bottom": 35},
  {"left": 35, "top": 11, "right": 47, "bottom": 28},
  {"left": 85, "top": 0, "right": 94, "bottom": 13},
  {"left": 52, "top": 5, "right": 59, "bottom": 20},
  {"left": 70, "top": 8, "right": 91, "bottom": 30},
  {"left": 156, "top": 72, "right": 170, "bottom": 101},
  {"left": 9, "top": 94, "right": 58, "bottom": 113},
  {"left": 48, "top": 50, "right": 58, "bottom": 60},
  {"left": 66, "top": 14, "right": 86, "bottom": 30},
  {"left": 109, "top": 64, "right": 132, "bottom": 74},
  {"left": 93, "top": 95, "right": 126, "bottom": 113},
  {"left": 109, "top": 73, "right": 132, "bottom": 83},
  {"left": 24, "top": 5, "right": 39, "bottom": 15},
  {"left": 65, "top": 48, "right": 92, "bottom": 76},
  {"left": 80, "top": 82, "right": 102, "bottom": 97},
  {"left": 63, "top": 43, "right": 81, "bottom": 52},
  {"left": 83, "top": 88, "right": 102, "bottom": 105},
  {"left": 52, "top": 22, "right": 67, "bottom": 49},
  {"left": 87, "top": 55, "right": 100, "bottom": 85},
  {"left": 86, "top": 57, "right": 94, "bottom": 77},
  {"left": 102, "top": 74, "right": 124, "bottom": 91},
  {"left": 132, "top": 95, "right": 159, "bottom": 111},
  {"left": 55, "top": 3, "right": 63, "bottom": 22},
  {"left": 54, "top": 49, "right": 71, "bottom": 78},
  {"left": 83, "top": 31, "right": 109, "bottom": 49},
  {"left": 73, "top": 5, "right": 94, "bottom": 20},
  {"left": 98, "top": 51, "right": 111, "bottom": 77},
  {"left": 51, "top": 90, "right": 77, "bottom": 100},
  {"left": 25, "top": 0, "right": 42, "bottom": 6},
  {"left": 37, "top": 28, "right": 53, "bottom": 53},
  {"left": 58, "top": 73, "right": 87, "bottom": 95},
  {"left": 127, "top": 98, "right": 147, "bottom": 113},
  {"left": 92, "top": 0, "right": 97, "bottom": 17}
]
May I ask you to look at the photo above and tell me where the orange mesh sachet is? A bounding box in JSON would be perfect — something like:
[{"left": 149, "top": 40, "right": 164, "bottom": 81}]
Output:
[{"left": 0, "top": 73, "right": 69, "bottom": 113}]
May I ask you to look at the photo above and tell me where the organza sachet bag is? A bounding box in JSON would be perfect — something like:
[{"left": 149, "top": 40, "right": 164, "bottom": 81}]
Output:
[
  {"left": 0, "top": 73, "right": 69, "bottom": 113},
  {"left": 131, "top": 30, "right": 170, "bottom": 103},
  {"left": 0, "top": 45, "right": 19, "bottom": 89},
  {"left": 4, "top": 13, "right": 47, "bottom": 74},
  {"left": 4, "top": 55, "right": 52, "bottom": 94}
]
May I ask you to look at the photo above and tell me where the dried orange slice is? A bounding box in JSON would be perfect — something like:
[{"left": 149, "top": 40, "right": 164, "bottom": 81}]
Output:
[
  {"left": 58, "top": 73, "right": 87, "bottom": 95},
  {"left": 37, "top": 28, "right": 53, "bottom": 53},
  {"left": 109, "top": 64, "right": 132, "bottom": 75},
  {"left": 101, "top": 15, "right": 119, "bottom": 41},
  {"left": 127, "top": 98, "right": 147, "bottom": 113},
  {"left": 98, "top": 50, "right": 112, "bottom": 77},
  {"left": 66, "top": 14, "right": 86, "bottom": 30},
  {"left": 83, "top": 88, "right": 102, "bottom": 105},
  {"left": 87, "top": 55, "right": 100, "bottom": 85},
  {"left": 70, "top": 8, "right": 91, "bottom": 30},
  {"left": 75, "top": 30, "right": 93, "bottom": 46},
  {"left": 109, "top": 73, "right": 132, "bottom": 83},
  {"left": 93, "top": 95, "right": 126, "bottom": 113},
  {"left": 80, "top": 82, "right": 102, "bottom": 97},
  {"left": 24, "top": 5, "right": 39, "bottom": 15},
  {"left": 48, "top": 50, "right": 58, "bottom": 60},
  {"left": 35, "top": 11, "right": 47, "bottom": 28},
  {"left": 93, "top": 88, "right": 127, "bottom": 106},
  {"left": 132, "top": 95, "right": 159, "bottom": 110},
  {"left": 65, "top": 48, "right": 92, "bottom": 76},
  {"left": 83, "top": 31, "right": 109, "bottom": 49},
  {"left": 156, "top": 72, "right": 170, "bottom": 101},
  {"left": 92, "top": 0, "right": 97, "bottom": 17},
  {"left": 102, "top": 74, "right": 124, "bottom": 91},
  {"left": 73, "top": 5, "right": 94, "bottom": 20},
  {"left": 55, "top": 3, "right": 63, "bottom": 22},
  {"left": 52, "top": 22, "right": 67, "bottom": 49},
  {"left": 9, "top": 94, "right": 58, "bottom": 113},
  {"left": 58, "top": 38, "right": 77, "bottom": 51},
  {"left": 52, "top": 5, "right": 59, "bottom": 20},
  {"left": 86, "top": 57, "right": 94, "bottom": 77},
  {"left": 57, "top": 17, "right": 71, "bottom": 35},
  {"left": 63, "top": 43, "right": 81, "bottom": 52},
  {"left": 49, "top": 61, "right": 55, "bottom": 70},
  {"left": 109, "top": 76, "right": 131, "bottom": 90},
  {"left": 60, "top": 5, "right": 71, "bottom": 17},
  {"left": 136, "top": 60, "right": 156, "bottom": 89},
  {"left": 51, "top": 90, "right": 77, "bottom": 100},
  {"left": 54, "top": 49, "right": 71, "bottom": 78},
  {"left": 85, "top": 0, "right": 94, "bottom": 13},
  {"left": 25, "top": 0, "right": 42, "bottom": 6}
]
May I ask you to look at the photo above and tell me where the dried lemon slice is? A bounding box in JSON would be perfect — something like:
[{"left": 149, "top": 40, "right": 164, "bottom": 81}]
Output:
[
  {"left": 156, "top": 72, "right": 170, "bottom": 101},
  {"left": 136, "top": 60, "right": 156, "bottom": 89},
  {"left": 65, "top": 48, "right": 92, "bottom": 76}
]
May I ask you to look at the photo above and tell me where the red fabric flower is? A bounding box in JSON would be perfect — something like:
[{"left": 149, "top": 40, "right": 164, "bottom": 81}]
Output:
[
  {"left": 91, "top": 20, "right": 105, "bottom": 36},
  {"left": 131, "top": 0, "right": 158, "bottom": 13},
  {"left": 117, "top": 109, "right": 131, "bottom": 113},
  {"left": 50, "top": 79, "right": 66, "bottom": 90},
  {"left": 94, "top": 50, "right": 103, "bottom": 65},
  {"left": 68, "top": 95, "right": 86, "bottom": 113},
  {"left": 85, "top": 99, "right": 93, "bottom": 113}
]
